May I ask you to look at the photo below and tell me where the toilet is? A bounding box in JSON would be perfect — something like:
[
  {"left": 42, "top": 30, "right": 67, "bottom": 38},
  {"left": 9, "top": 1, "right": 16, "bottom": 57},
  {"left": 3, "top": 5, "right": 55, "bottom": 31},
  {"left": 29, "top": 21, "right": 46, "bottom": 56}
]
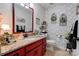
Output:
[
  {"left": 46, "top": 36, "right": 68, "bottom": 51},
  {"left": 46, "top": 40, "right": 56, "bottom": 51}
]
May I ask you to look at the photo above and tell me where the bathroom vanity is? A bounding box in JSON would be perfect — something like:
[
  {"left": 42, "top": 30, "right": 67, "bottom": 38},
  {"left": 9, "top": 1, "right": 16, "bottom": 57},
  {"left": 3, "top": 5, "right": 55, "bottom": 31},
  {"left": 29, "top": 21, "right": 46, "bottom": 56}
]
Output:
[
  {"left": 0, "top": 3, "right": 46, "bottom": 56},
  {"left": 0, "top": 35, "right": 46, "bottom": 56}
]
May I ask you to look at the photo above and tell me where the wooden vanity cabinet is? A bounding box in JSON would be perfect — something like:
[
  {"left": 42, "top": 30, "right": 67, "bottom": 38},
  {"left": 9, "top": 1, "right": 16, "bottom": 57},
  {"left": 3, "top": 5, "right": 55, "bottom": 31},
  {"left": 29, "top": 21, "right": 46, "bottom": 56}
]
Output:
[
  {"left": 5, "top": 47, "right": 25, "bottom": 56},
  {"left": 4, "top": 38, "right": 46, "bottom": 56},
  {"left": 42, "top": 38, "right": 46, "bottom": 55},
  {"left": 25, "top": 39, "right": 43, "bottom": 56},
  {"left": 26, "top": 45, "right": 42, "bottom": 56}
]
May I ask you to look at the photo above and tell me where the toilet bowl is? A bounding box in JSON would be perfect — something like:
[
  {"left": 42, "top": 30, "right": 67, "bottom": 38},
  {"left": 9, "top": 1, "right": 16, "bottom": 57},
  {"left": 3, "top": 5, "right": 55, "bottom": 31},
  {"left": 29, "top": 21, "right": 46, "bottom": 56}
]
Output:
[
  {"left": 46, "top": 37, "right": 68, "bottom": 50},
  {"left": 47, "top": 40, "right": 56, "bottom": 46},
  {"left": 46, "top": 40, "right": 56, "bottom": 51}
]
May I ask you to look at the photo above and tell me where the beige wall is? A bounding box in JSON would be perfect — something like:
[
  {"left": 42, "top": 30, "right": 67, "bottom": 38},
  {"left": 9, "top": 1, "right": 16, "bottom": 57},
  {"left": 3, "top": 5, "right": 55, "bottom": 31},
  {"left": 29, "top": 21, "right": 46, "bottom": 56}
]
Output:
[{"left": 0, "top": 3, "right": 12, "bottom": 34}]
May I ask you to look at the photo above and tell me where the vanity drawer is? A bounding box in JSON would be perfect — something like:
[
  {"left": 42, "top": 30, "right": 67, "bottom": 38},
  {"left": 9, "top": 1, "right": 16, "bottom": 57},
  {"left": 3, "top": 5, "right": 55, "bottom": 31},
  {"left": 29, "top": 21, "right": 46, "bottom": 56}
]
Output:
[
  {"left": 5, "top": 47, "right": 25, "bottom": 56},
  {"left": 26, "top": 45, "right": 43, "bottom": 56},
  {"left": 25, "top": 39, "right": 42, "bottom": 52}
]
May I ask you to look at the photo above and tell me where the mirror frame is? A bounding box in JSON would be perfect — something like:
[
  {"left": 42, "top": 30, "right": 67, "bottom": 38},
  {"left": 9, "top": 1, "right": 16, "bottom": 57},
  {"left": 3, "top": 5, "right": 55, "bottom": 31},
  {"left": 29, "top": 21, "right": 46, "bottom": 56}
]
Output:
[{"left": 12, "top": 3, "right": 34, "bottom": 34}]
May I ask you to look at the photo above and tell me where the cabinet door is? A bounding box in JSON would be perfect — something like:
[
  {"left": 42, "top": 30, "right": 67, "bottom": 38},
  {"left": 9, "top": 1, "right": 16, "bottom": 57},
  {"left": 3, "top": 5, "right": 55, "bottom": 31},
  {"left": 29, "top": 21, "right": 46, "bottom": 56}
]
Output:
[
  {"left": 5, "top": 48, "right": 25, "bottom": 56},
  {"left": 26, "top": 45, "right": 42, "bottom": 56},
  {"left": 42, "top": 39, "right": 46, "bottom": 55},
  {"left": 17, "top": 48, "right": 25, "bottom": 56},
  {"left": 26, "top": 39, "right": 42, "bottom": 51},
  {"left": 35, "top": 45, "right": 43, "bottom": 56}
]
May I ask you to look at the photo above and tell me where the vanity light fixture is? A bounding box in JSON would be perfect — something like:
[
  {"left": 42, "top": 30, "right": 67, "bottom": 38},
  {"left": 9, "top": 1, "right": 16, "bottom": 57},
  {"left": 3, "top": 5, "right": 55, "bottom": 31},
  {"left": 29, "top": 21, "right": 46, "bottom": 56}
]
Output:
[
  {"left": 20, "top": 3, "right": 30, "bottom": 9},
  {"left": 20, "top": 3, "right": 34, "bottom": 9},
  {"left": 25, "top": 6, "right": 29, "bottom": 9},
  {"left": 20, "top": 3, "right": 24, "bottom": 7}
]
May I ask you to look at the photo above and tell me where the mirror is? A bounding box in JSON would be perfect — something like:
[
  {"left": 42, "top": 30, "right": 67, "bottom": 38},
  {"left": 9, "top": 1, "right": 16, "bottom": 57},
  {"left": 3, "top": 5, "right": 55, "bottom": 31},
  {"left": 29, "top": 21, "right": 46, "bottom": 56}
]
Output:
[{"left": 12, "top": 3, "right": 34, "bottom": 33}]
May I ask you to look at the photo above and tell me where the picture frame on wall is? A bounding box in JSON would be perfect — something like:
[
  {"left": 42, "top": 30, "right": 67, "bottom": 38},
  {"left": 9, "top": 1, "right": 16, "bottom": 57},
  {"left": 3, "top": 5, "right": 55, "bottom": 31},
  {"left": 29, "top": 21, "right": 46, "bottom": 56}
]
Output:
[
  {"left": 76, "top": 5, "right": 79, "bottom": 15},
  {"left": 51, "top": 13, "right": 57, "bottom": 24},
  {"left": 59, "top": 13, "right": 67, "bottom": 26}
]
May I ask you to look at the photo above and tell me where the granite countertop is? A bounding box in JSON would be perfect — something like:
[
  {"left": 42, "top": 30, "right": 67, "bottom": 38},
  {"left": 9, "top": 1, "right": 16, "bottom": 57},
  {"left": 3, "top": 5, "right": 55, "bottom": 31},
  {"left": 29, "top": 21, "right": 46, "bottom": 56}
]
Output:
[{"left": 0, "top": 35, "right": 46, "bottom": 55}]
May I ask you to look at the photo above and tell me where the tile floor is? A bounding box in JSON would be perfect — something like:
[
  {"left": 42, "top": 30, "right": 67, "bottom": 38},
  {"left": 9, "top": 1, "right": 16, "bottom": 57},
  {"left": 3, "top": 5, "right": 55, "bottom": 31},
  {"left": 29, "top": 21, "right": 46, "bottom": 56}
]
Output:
[
  {"left": 45, "top": 48, "right": 71, "bottom": 56},
  {"left": 45, "top": 43, "right": 71, "bottom": 56},
  {"left": 45, "top": 40, "right": 79, "bottom": 56}
]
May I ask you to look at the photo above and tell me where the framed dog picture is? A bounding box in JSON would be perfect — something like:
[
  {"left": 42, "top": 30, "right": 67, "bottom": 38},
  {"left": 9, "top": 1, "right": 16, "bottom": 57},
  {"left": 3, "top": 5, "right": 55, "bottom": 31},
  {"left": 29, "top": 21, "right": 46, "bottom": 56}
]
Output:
[
  {"left": 51, "top": 13, "right": 57, "bottom": 24},
  {"left": 59, "top": 13, "right": 67, "bottom": 26}
]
